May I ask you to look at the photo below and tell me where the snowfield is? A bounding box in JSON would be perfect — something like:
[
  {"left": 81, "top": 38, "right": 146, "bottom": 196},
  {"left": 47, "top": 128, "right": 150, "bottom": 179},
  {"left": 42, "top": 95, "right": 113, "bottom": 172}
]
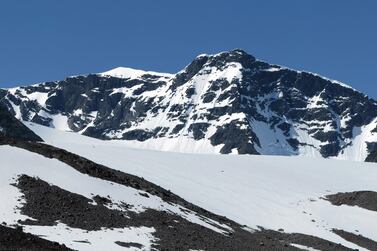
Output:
[
  {"left": 0, "top": 138, "right": 232, "bottom": 250},
  {"left": 22, "top": 122, "right": 377, "bottom": 251}
]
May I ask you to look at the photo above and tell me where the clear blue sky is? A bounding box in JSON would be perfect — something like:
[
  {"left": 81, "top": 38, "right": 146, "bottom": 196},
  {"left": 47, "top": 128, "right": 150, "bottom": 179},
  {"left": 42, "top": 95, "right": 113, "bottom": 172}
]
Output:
[{"left": 1, "top": 0, "right": 376, "bottom": 98}]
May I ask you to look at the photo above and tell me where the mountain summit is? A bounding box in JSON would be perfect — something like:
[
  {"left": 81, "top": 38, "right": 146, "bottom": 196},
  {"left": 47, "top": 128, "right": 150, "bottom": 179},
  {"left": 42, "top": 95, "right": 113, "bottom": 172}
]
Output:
[{"left": 1, "top": 49, "right": 377, "bottom": 161}]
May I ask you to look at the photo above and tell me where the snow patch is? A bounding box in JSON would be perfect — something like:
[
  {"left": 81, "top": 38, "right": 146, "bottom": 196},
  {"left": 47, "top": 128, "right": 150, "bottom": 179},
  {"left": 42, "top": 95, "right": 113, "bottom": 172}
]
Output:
[{"left": 99, "top": 67, "right": 173, "bottom": 80}]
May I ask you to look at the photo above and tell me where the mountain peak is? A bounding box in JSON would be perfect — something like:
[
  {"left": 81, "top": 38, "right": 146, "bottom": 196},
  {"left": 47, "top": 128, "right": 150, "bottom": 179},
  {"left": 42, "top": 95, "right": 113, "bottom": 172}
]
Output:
[
  {"left": 204, "top": 49, "right": 256, "bottom": 69},
  {"left": 2, "top": 50, "right": 377, "bottom": 161},
  {"left": 229, "top": 48, "right": 249, "bottom": 55}
]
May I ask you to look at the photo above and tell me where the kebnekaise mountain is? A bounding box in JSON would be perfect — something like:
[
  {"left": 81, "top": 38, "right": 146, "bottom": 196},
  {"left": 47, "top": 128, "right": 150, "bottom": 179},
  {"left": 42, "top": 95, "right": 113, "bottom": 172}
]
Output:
[{"left": 1, "top": 49, "right": 376, "bottom": 161}]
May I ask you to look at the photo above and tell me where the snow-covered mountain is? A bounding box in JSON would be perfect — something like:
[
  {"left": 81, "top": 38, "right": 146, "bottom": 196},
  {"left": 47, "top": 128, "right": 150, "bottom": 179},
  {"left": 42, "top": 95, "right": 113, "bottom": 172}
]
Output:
[
  {"left": 1, "top": 49, "right": 377, "bottom": 250},
  {"left": 1, "top": 49, "right": 377, "bottom": 161}
]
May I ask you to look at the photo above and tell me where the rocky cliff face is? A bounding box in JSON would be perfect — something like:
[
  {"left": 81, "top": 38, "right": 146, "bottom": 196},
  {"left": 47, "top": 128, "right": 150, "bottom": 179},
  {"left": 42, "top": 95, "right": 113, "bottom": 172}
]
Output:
[
  {"left": 1, "top": 49, "right": 376, "bottom": 160},
  {"left": 0, "top": 104, "right": 42, "bottom": 142}
]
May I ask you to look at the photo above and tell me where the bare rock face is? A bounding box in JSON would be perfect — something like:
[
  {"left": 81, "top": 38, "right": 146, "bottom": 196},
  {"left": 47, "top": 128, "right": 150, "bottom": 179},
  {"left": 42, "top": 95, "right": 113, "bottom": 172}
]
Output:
[
  {"left": 0, "top": 104, "right": 42, "bottom": 142},
  {"left": 365, "top": 149, "right": 377, "bottom": 163},
  {"left": 0, "top": 224, "right": 71, "bottom": 251},
  {"left": 1, "top": 49, "right": 377, "bottom": 160},
  {"left": 326, "top": 191, "right": 377, "bottom": 212}
]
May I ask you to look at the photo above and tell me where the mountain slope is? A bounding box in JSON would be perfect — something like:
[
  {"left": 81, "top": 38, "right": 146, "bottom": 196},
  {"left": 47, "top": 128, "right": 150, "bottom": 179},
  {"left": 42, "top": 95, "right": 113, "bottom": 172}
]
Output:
[
  {"left": 1, "top": 49, "right": 377, "bottom": 161},
  {"left": 15, "top": 121, "right": 377, "bottom": 251},
  {"left": 2, "top": 125, "right": 367, "bottom": 251}
]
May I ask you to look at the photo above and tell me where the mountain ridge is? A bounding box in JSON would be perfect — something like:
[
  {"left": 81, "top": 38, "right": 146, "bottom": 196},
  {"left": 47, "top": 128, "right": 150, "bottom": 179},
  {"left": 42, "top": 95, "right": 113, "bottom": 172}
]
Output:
[{"left": 1, "top": 49, "right": 376, "bottom": 161}]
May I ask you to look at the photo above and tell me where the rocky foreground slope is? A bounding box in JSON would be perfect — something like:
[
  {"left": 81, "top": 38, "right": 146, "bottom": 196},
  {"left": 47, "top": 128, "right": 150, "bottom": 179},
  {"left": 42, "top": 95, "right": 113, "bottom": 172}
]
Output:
[
  {"left": 1, "top": 49, "right": 377, "bottom": 161},
  {"left": 1, "top": 125, "right": 369, "bottom": 250}
]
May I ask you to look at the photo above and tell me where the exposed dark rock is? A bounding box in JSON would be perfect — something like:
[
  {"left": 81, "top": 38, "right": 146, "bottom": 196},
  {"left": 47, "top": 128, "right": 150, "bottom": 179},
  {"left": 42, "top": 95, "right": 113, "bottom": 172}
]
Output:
[
  {"left": 261, "top": 229, "right": 354, "bottom": 251},
  {"left": 172, "top": 123, "right": 185, "bottom": 134},
  {"left": 207, "top": 49, "right": 256, "bottom": 69},
  {"left": 115, "top": 241, "right": 144, "bottom": 249},
  {"left": 0, "top": 224, "right": 71, "bottom": 251},
  {"left": 210, "top": 120, "right": 259, "bottom": 154},
  {"left": 325, "top": 191, "right": 377, "bottom": 212},
  {"left": 320, "top": 143, "right": 341, "bottom": 158},
  {"left": 122, "top": 129, "right": 154, "bottom": 141},
  {"left": 31, "top": 113, "right": 53, "bottom": 127},
  {"left": 277, "top": 122, "right": 291, "bottom": 136},
  {"left": 171, "top": 55, "right": 208, "bottom": 90},
  {"left": 133, "top": 83, "right": 160, "bottom": 95},
  {"left": 188, "top": 123, "right": 210, "bottom": 140},
  {"left": 92, "top": 195, "right": 112, "bottom": 205},
  {"left": 15, "top": 175, "right": 137, "bottom": 231},
  {"left": 185, "top": 87, "right": 196, "bottom": 98},
  {"left": 286, "top": 138, "right": 300, "bottom": 150},
  {"left": 365, "top": 150, "right": 377, "bottom": 163},
  {"left": 202, "top": 92, "right": 217, "bottom": 103},
  {"left": 367, "top": 142, "right": 377, "bottom": 153},
  {"left": 365, "top": 142, "right": 377, "bottom": 162},
  {"left": 332, "top": 229, "right": 377, "bottom": 251},
  {"left": 0, "top": 105, "right": 42, "bottom": 142}
]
